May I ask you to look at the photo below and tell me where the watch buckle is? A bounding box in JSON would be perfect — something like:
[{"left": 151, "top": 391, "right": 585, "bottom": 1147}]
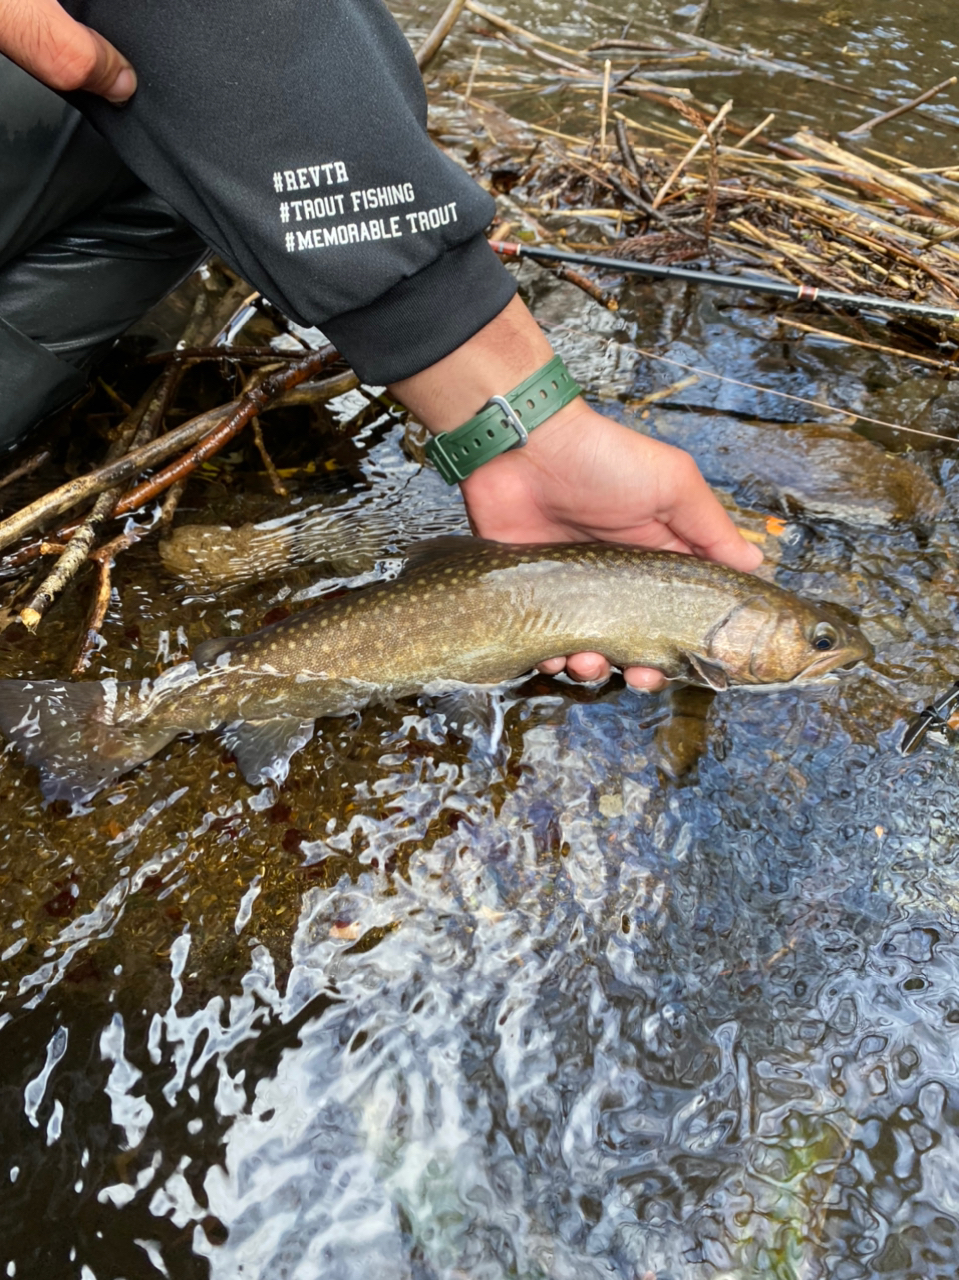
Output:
[{"left": 488, "top": 395, "right": 529, "bottom": 448}]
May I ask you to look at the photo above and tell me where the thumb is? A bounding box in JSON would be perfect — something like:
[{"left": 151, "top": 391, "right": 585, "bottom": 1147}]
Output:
[{"left": 0, "top": 0, "right": 137, "bottom": 102}]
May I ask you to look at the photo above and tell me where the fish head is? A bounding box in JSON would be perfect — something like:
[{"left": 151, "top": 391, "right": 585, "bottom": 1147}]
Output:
[{"left": 704, "top": 594, "right": 873, "bottom": 686}]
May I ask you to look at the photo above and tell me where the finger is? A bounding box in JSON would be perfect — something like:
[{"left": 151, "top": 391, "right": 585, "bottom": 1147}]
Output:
[
  {"left": 0, "top": 0, "right": 137, "bottom": 101},
  {"left": 659, "top": 452, "right": 764, "bottom": 572},
  {"left": 624, "top": 666, "right": 669, "bottom": 693},
  {"left": 536, "top": 656, "right": 566, "bottom": 675},
  {"left": 565, "top": 652, "right": 611, "bottom": 683}
]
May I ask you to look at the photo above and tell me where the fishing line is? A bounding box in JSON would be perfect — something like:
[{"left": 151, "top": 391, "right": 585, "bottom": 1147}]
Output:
[
  {"left": 543, "top": 322, "right": 959, "bottom": 445},
  {"left": 633, "top": 347, "right": 958, "bottom": 445}
]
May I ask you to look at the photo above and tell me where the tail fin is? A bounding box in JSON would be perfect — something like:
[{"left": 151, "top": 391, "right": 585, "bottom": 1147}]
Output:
[{"left": 0, "top": 679, "right": 179, "bottom": 803}]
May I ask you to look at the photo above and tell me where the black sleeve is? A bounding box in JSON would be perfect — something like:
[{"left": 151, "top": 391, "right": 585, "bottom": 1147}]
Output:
[{"left": 59, "top": 0, "right": 517, "bottom": 384}]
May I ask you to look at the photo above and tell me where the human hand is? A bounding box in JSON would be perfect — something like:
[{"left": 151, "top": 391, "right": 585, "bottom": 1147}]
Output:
[
  {"left": 0, "top": 0, "right": 136, "bottom": 101},
  {"left": 389, "top": 294, "right": 762, "bottom": 691},
  {"left": 459, "top": 399, "right": 763, "bottom": 691}
]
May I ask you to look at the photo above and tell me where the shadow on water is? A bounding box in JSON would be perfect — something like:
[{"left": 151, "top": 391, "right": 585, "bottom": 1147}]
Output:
[{"left": 4, "top": 2, "right": 959, "bottom": 1277}]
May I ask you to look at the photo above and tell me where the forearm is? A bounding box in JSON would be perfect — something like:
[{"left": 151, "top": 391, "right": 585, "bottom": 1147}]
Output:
[{"left": 55, "top": 0, "right": 516, "bottom": 383}]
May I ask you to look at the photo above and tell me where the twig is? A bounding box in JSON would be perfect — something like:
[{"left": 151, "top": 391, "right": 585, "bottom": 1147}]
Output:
[
  {"left": 463, "top": 0, "right": 583, "bottom": 59},
  {"left": 267, "top": 369, "right": 360, "bottom": 409},
  {"left": 686, "top": 0, "right": 710, "bottom": 37},
  {"left": 109, "top": 346, "right": 339, "bottom": 519},
  {"left": 615, "top": 116, "right": 642, "bottom": 180},
  {"left": 251, "top": 416, "right": 289, "bottom": 497},
  {"left": 652, "top": 98, "right": 732, "bottom": 208},
  {"left": 0, "top": 345, "right": 338, "bottom": 555},
  {"left": 547, "top": 264, "right": 618, "bottom": 309},
  {"left": 17, "top": 368, "right": 178, "bottom": 630},
  {"left": 651, "top": 26, "right": 875, "bottom": 100},
  {"left": 144, "top": 345, "right": 292, "bottom": 363},
  {"left": 0, "top": 449, "right": 51, "bottom": 496},
  {"left": 0, "top": 404, "right": 229, "bottom": 555},
  {"left": 794, "top": 131, "right": 959, "bottom": 224},
  {"left": 599, "top": 59, "right": 612, "bottom": 159},
  {"left": 587, "top": 38, "right": 685, "bottom": 53},
  {"left": 158, "top": 479, "right": 188, "bottom": 531},
  {"left": 465, "top": 44, "right": 482, "bottom": 101},
  {"left": 613, "top": 118, "right": 658, "bottom": 204},
  {"left": 72, "top": 552, "right": 115, "bottom": 674},
  {"left": 603, "top": 169, "right": 673, "bottom": 226},
  {"left": 773, "top": 316, "right": 954, "bottom": 370},
  {"left": 96, "top": 379, "right": 132, "bottom": 415},
  {"left": 631, "top": 374, "right": 700, "bottom": 406},
  {"left": 19, "top": 490, "right": 114, "bottom": 631},
  {"left": 845, "top": 76, "right": 957, "bottom": 138},
  {"left": 72, "top": 529, "right": 150, "bottom": 674},
  {"left": 415, "top": 0, "right": 467, "bottom": 70},
  {"left": 490, "top": 31, "right": 596, "bottom": 79},
  {"left": 609, "top": 61, "right": 641, "bottom": 91},
  {"left": 734, "top": 112, "right": 776, "bottom": 149}
]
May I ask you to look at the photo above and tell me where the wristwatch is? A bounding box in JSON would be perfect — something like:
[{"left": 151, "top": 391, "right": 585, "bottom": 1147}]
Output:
[{"left": 425, "top": 354, "right": 581, "bottom": 484}]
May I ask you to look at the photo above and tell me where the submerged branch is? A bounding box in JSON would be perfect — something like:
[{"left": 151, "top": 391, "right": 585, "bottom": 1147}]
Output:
[
  {"left": 108, "top": 345, "right": 339, "bottom": 518},
  {"left": 0, "top": 345, "right": 340, "bottom": 557},
  {"left": 18, "top": 369, "right": 179, "bottom": 630}
]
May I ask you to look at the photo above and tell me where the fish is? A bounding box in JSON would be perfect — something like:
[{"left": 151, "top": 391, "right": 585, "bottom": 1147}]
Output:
[{"left": 0, "top": 538, "right": 872, "bottom": 802}]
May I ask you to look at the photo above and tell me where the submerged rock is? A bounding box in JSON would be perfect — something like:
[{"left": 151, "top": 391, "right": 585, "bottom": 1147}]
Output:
[
  {"left": 159, "top": 509, "right": 380, "bottom": 586},
  {"left": 644, "top": 410, "right": 943, "bottom": 526},
  {"left": 652, "top": 684, "right": 716, "bottom": 782},
  {"left": 159, "top": 492, "right": 468, "bottom": 589}
]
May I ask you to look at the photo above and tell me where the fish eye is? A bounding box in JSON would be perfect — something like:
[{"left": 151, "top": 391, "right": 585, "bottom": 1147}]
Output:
[{"left": 812, "top": 623, "right": 838, "bottom": 652}]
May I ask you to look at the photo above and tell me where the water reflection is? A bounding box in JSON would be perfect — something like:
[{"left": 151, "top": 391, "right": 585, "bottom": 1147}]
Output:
[{"left": 7, "top": 678, "right": 957, "bottom": 1277}]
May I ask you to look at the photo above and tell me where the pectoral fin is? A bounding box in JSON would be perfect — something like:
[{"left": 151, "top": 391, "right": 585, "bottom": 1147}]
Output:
[
  {"left": 423, "top": 684, "right": 510, "bottom": 761},
  {"left": 221, "top": 717, "right": 315, "bottom": 786},
  {"left": 685, "top": 652, "right": 729, "bottom": 692}
]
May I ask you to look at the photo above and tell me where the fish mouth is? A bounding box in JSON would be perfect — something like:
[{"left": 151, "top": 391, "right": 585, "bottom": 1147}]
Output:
[{"left": 795, "top": 647, "right": 872, "bottom": 683}]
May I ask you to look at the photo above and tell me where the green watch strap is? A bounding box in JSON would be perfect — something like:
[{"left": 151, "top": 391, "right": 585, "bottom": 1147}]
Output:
[{"left": 425, "top": 354, "right": 581, "bottom": 484}]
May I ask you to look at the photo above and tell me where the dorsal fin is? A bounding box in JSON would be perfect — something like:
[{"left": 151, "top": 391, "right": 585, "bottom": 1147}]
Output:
[{"left": 403, "top": 535, "right": 495, "bottom": 571}]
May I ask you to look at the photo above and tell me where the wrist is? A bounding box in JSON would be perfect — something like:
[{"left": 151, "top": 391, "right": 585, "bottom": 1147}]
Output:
[
  {"left": 387, "top": 295, "right": 556, "bottom": 434},
  {"left": 425, "top": 355, "right": 582, "bottom": 485}
]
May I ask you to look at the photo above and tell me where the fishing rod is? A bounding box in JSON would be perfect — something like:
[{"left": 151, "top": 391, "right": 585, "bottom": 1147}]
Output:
[
  {"left": 489, "top": 240, "right": 959, "bottom": 325},
  {"left": 900, "top": 680, "right": 959, "bottom": 754}
]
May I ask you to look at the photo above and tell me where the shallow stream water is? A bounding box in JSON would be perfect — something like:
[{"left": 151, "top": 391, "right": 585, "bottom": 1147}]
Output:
[{"left": 3, "top": 3, "right": 959, "bottom": 1278}]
